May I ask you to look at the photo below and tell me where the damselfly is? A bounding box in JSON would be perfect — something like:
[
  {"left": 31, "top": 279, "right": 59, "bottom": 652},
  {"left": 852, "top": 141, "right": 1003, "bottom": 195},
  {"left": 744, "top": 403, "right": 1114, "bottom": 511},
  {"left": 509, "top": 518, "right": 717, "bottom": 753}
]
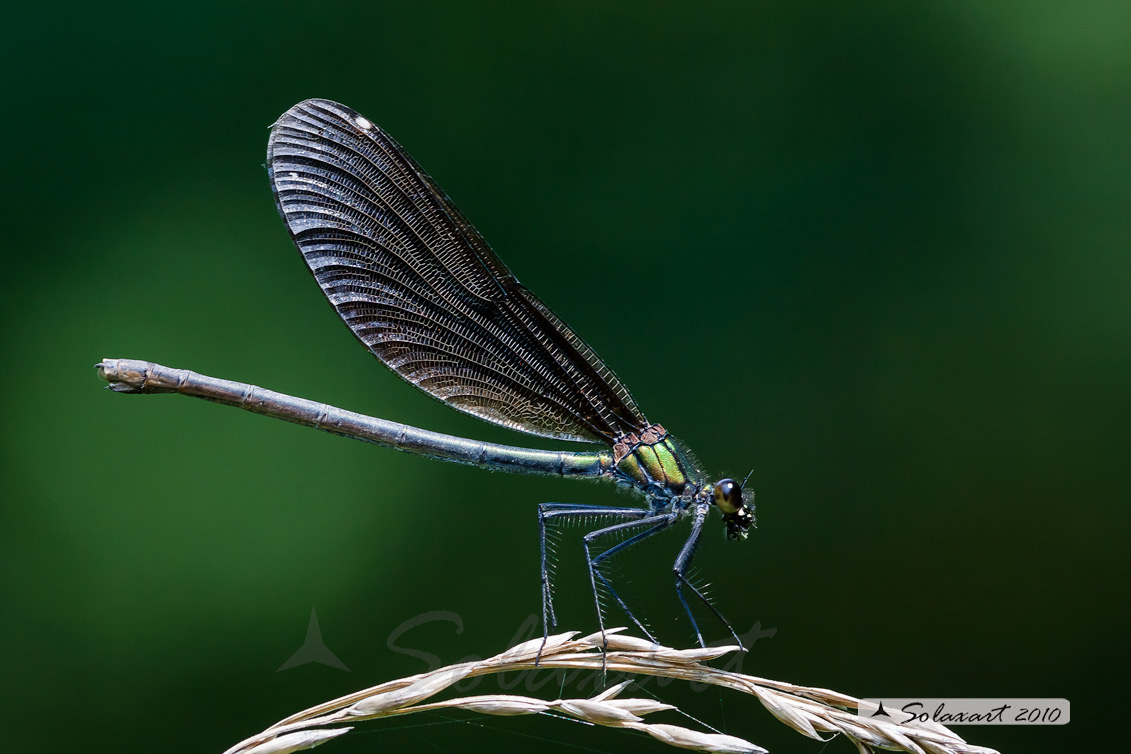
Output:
[{"left": 98, "top": 99, "right": 756, "bottom": 651}]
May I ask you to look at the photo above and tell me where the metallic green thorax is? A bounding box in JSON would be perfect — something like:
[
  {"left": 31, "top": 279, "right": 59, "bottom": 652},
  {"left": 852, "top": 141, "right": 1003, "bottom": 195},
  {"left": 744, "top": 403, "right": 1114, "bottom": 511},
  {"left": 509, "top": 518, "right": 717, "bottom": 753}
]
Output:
[{"left": 612, "top": 424, "right": 704, "bottom": 497}]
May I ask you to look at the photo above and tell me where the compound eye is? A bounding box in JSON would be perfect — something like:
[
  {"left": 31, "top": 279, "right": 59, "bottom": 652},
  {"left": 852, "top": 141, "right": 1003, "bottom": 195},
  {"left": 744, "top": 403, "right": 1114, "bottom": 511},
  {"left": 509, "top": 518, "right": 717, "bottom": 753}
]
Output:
[{"left": 713, "top": 478, "right": 741, "bottom": 515}]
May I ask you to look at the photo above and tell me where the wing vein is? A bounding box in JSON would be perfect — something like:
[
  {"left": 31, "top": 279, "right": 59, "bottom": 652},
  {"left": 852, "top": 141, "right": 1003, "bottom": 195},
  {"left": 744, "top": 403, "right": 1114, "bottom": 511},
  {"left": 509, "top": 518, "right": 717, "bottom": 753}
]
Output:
[{"left": 266, "top": 99, "right": 649, "bottom": 442}]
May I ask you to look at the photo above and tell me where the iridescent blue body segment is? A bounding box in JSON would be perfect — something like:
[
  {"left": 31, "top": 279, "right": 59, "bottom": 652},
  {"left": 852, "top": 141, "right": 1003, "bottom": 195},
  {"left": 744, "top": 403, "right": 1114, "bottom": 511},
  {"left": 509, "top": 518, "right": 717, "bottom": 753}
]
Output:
[{"left": 96, "top": 360, "right": 615, "bottom": 478}]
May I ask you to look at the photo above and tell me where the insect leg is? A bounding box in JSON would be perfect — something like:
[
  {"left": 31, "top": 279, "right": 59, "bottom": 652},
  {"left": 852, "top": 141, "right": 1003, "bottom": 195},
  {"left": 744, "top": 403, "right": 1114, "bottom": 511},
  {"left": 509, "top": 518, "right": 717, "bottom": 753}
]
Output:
[
  {"left": 536, "top": 504, "right": 647, "bottom": 664},
  {"left": 673, "top": 503, "right": 744, "bottom": 649},
  {"left": 582, "top": 513, "right": 677, "bottom": 650}
]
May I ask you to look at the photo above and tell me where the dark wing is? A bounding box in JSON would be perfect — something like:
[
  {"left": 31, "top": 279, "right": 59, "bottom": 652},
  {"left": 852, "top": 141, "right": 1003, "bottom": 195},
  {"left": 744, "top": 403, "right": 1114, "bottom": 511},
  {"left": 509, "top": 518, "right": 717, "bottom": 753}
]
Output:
[{"left": 266, "top": 99, "right": 648, "bottom": 443}]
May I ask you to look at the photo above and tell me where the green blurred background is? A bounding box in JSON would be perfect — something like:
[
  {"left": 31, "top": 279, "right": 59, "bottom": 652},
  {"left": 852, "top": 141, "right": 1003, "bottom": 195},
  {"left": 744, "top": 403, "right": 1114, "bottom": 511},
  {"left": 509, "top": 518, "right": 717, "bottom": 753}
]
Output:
[{"left": 1, "top": 2, "right": 1125, "bottom": 752}]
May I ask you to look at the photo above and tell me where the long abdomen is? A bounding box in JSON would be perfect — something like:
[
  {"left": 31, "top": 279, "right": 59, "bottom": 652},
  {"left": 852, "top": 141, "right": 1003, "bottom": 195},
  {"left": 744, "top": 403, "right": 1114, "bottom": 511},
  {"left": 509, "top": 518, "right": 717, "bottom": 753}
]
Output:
[{"left": 96, "top": 359, "right": 614, "bottom": 478}]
